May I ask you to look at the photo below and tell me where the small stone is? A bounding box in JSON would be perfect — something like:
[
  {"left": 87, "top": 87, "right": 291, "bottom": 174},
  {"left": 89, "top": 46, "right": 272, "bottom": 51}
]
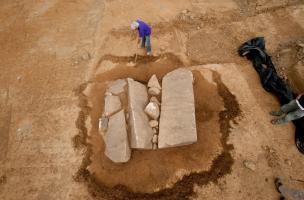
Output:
[
  {"left": 144, "top": 102, "right": 160, "bottom": 119},
  {"left": 152, "top": 128, "right": 157, "bottom": 134},
  {"left": 105, "top": 91, "right": 112, "bottom": 96},
  {"left": 152, "top": 134, "right": 158, "bottom": 144},
  {"left": 243, "top": 160, "right": 256, "bottom": 171},
  {"left": 17, "top": 76, "right": 22, "bottom": 81},
  {"left": 148, "top": 87, "right": 161, "bottom": 96},
  {"left": 269, "top": 148, "right": 275, "bottom": 154},
  {"left": 82, "top": 52, "right": 91, "bottom": 60},
  {"left": 150, "top": 96, "right": 160, "bottom": 105},
  {"left": 154, "top": 52, "right": 160, "bottom": 57},
  {"left": 296, "top": 41, "right": 304, "bottom": 48},
  {"left": 149, "top": 120, "right": 158, "bottom": 128},
  {"left": 148, "top": 74, "right": 161, "bottom": 90},
  {"left": 107, "top": 79, "right": 127, "bottom": 95},
  {"left": 197, "top": 26, "right": 201, "bottom": 30},
  {"left": 153, "top": 143, "right": 158, "bottom": 150},
  {"left": 182, "top": 9, "right": 188, "bottom": 14},
  {"left": 127, "top": 62, "right": 136, "bottom": 67},
  {"left": 16, "top": 122, "right": 32, "bottom": 136},
  {"left": 87, "top": 99, "right": 93, "bottom": 108},
  {"left": 160, "top": 46, "right": 166, "bottom": 51},
  {"left": 104, "top": 95, "right": 122, "bottom": 116},
  {"left": 99, "top": 116, "right": 109, "bottom": 131}
]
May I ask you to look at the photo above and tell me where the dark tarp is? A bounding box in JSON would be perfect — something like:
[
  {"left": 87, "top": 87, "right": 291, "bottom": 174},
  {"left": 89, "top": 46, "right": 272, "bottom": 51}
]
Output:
[{"left": 239, "top": 37, "right": 304, "bottom": 154}]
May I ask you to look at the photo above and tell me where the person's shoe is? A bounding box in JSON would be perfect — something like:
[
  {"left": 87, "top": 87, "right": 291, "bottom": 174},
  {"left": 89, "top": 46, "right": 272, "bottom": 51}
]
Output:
[
  {"left": 271, "top": 119, "right": 286, "bottom": 125},
  {"left": 274, "top": 177, "right": 283, "bottom": 193},
  {"left": 270, "top": 111, "right": 284, "bottom": 116},
  {"left": 296, "top": 138, "right": 304, "bottom": 154},
  {"left": 147, "top": 52, "right": 152, "bottom": 56}
]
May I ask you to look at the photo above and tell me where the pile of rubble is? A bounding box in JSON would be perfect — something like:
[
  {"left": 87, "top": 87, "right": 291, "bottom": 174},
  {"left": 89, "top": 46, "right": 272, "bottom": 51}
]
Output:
[{"left": 99, "top": 68, "right": 197, "bottom": 163}]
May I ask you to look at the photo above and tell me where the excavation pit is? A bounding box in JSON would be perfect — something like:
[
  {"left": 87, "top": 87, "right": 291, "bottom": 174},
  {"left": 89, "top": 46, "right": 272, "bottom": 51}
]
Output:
[{"left": 74, "top": 54, "right": 241, "bottom": 199}]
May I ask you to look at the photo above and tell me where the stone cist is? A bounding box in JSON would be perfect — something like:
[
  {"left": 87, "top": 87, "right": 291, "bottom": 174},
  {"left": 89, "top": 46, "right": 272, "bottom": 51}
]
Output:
[
  {"left": 270, "top": 93, "right": 304, "bottom": 125},
  {"left": 131, "top": 20, "right": 152, "bottom": 55},
  {"left": 100, "top": 69, "right": 197, "bottom": 163}
]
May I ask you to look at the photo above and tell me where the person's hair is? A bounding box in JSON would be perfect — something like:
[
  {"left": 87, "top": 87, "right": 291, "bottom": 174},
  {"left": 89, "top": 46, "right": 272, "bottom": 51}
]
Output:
[{"left": 131, "top": 21, "right": 139, "bottom": 30}]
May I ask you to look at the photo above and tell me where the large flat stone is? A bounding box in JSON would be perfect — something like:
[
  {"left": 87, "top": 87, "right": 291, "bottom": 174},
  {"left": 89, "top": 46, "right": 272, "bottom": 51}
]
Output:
[
  {"left": 104, "top": 95, "right": 121, "bottom": 116},
  {"left": 107, "top": 79, "right": 127, "bottom": 95},
  {"left": 104, "top": 110, "right": 131, "bottom": 163},
  {"left": 127, "top": 78, "right": 153, "bottom": 149},
  {"left": 158, "top": 68, "right": 197, "bottom": 148}
]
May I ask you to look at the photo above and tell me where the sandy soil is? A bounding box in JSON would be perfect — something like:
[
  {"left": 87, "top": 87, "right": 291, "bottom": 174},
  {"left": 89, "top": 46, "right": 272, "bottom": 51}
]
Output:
[{"left": 1, "top": 0, "right": 304, "bottom": 199}]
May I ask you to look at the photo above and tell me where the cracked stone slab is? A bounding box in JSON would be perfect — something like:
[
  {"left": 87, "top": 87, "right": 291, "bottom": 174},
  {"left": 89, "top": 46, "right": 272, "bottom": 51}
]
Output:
[
  {"left": 127, "top": 78, "right": 153, "bottom": 149},
  {"left": 104, "top": 110, "right": 131, "bottom": 163},
  {"left": 158, "top": 68, "right": 197, "bottom": 148}
]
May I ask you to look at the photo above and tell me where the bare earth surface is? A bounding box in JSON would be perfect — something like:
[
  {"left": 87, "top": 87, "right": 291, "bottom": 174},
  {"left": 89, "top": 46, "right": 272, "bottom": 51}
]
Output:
[{"left": 1, "top": 0, "right": 304, "bottom": 199}]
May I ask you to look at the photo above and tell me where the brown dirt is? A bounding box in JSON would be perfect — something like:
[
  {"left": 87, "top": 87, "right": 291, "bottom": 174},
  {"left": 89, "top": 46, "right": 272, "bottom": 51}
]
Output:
[
  {"left": 273, "top": 39, "right": 304, "bottom": 93},
  {"left": 2, "top": 1, "right": 304, "bottom": 199}
]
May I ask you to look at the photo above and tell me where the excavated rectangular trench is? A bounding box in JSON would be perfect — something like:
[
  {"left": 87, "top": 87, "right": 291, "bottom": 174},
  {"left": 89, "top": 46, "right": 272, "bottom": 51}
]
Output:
[{"left": 73, "top": 54, "right": 241, "bottom": 200}]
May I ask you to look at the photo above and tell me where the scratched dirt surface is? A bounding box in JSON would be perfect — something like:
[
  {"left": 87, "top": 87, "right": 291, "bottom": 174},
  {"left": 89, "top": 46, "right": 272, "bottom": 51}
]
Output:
[{"left": 1, "top": 0, "right": 304, "bottom": 199}]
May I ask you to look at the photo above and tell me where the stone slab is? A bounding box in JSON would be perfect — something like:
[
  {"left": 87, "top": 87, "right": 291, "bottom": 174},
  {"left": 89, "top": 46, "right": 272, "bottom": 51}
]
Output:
[
  {"left": 127, "top": 78, "right": 153, "bottom": 149},
  {"left": 107, "top": 79, "right": 127, "bottom": 95},
  {"left": 104, "top": 95, "right": 121, "bottom": 116},
  {"left": 104, "top": 110, "right": 131, "bottom": 163},
  {"left": 158, "top": 68, "right": 197, "bottom": 148}
]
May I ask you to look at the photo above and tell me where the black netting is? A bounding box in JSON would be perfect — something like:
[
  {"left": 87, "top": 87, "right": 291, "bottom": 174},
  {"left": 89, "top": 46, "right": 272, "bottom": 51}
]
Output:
[{"left": 239, "top": 37, "right": 304, "bottom": 154}]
